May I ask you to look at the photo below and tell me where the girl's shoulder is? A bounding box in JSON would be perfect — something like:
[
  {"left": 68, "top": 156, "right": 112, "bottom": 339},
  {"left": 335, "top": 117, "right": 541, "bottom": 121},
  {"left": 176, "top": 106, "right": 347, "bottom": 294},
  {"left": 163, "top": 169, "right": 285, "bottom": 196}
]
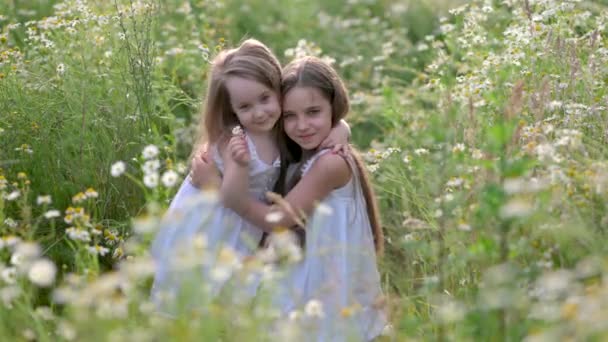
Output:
[{"left": 302, "top": 150, "right": 351, "bottom": 188}]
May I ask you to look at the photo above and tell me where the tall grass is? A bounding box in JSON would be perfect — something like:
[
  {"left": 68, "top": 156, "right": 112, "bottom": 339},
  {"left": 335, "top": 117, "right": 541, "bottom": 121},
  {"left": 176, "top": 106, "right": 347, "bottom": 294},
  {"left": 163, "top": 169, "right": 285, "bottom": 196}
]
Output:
[{"left": 1, "top": 0, "right": 608, "bottom": 340}]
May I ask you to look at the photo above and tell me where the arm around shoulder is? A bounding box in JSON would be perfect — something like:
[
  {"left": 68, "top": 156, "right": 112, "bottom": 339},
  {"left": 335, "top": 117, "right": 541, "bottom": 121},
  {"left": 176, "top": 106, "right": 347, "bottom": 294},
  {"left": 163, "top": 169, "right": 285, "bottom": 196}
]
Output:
[
  {"left": 232, "top": 153, "right": 351, "bottom": 231},
  {"left": 284, "top": 153, "right": 351, "bottom": 211}
]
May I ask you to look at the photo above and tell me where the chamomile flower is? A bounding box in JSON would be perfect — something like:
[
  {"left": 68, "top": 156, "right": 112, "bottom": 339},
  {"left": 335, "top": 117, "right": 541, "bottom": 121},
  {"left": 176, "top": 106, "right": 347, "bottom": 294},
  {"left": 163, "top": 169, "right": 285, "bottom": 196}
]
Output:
[
  {"left": 110, "top": 161, "right": 126, "bottom": 177},
  {"left": 161, "top": 170, "right": 178, "bottom": 187},
  {"left": 143, "top": 173, "right": 159, "bottom": 188},
  {"left": 142, "top": 159, "right": 160, "bottom": 174},
  {"left": 14, "top": 242, "right": 41, "bottom": 260},
  {"left": 4, "top": 190, "right": 20, "bottom": 201},
  {"left": 210, "top": 266, "right": 232, "bottom": 283},
  {"left": 142, "top": 144, "right": 159, "bottom": 160},
  {"left": 414, "top": 148, "right": 429, "bottom": 156},
  {"left": 471, "top": 149, "right": 484, "bottom": 160},
  {"left": 304, "top": 299, "right": 325, "bottom": 318},
  {"left": 28, "top": 258, "right": 57, "bottom": 287},
  {"left": 458, "top": 221, "right": 472, "bottom": 231},
  {"left": 446, "top": 177, "right": 464, "bottom": 188},
  {"left": 65, "top": 228, "right": 91, "bottom": 242},
  {"left": 36, "top": 195, "right": 52, "bottom": 205},
  {"left": 15, "top": 144, "right": 33, "bottom": 154},
  {"left": 86, "top": 245, "right": 109, "bottom": 257},
  {"left": 84, "top": 188, "right": 98, "bottom": 198},
  {"left": 232, "top": 125, "right": 244, "bottom": 136},
  {"left": 56, "top": 63, "right": 65, "bottom": 76},
  {"left": 72, "top": 192, "right": 86, "bottom": 204},
  {"left": 34, "top": 306, "right": 54, "bottom": 321},
  {"left": 452, "top": 143, "right": 466, "bottom": 153},
  {"left": 4, "top": 218, "right": 17, "bottom": 228},
  {"left": 1, "top": 267, "right": 17, "bottom": 284}
]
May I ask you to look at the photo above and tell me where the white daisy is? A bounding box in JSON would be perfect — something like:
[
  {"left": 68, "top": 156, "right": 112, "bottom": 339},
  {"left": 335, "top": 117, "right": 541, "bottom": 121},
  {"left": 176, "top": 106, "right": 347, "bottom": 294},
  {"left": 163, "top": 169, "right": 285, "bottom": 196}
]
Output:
[
  {"left": 143, "top": 173, "right": 159, "bottom": 188},
  {"left": 56, "top": 63, "right": 65, "bottom": 76},
  {"left": 161, "top": 170, "right": 179, "bottom": 187},
  {"left": 4, "top": 190, "right": 20, "bottom": 201},
  {"left": 142, "top": 144, "right": 159, "bottom": 159},
  {"left": 142, "top": 159, "right": 160, "bottom": 174},
  {"left": 36, "top": 195, "right": 52, "bottom": 205},
  {"left": 304, "top": 299, "right": 325, "bottom": 318},
  {"left": 28, "top": 258, "right": 57, "bottom": 287},
  {"left": 110, "top": 161, "right": 126, "bottom": 177},
  {"left": 232, "top": 125, "right": 244, "bottom": 136}
]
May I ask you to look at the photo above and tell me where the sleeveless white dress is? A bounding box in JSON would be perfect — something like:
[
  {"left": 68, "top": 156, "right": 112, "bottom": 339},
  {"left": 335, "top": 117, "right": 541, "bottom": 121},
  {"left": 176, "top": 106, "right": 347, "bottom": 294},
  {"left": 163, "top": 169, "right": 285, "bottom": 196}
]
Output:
[
  {"left": 150, "top": 134, "right": 279, "bottom": 313},
  {"left": 270, "top": 149, "right": 387, "bottom": 341}
]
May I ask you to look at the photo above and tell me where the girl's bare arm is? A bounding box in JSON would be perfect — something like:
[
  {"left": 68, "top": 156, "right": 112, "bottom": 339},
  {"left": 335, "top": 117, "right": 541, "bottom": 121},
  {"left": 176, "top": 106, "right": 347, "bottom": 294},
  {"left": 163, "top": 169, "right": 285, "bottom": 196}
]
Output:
[
  {"left": 224, "top": 153, "right": 351, "bottom": 231},
  {"left": 189, "top": 146, "right": 222, "bottom": 189}
]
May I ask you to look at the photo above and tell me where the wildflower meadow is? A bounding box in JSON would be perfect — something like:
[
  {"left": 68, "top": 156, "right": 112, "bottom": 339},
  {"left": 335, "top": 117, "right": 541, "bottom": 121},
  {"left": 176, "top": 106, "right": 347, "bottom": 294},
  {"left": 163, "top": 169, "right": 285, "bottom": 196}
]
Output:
[{"left": 1, "top": 0, "right": 608, "bottom": 340}]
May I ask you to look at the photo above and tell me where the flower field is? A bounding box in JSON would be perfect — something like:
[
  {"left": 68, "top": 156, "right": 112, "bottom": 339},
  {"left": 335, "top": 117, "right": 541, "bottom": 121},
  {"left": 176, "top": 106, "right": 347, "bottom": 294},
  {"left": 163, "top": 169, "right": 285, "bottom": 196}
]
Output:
[{"left": 1, "top": 0, "right": 608, "bottom": 340}]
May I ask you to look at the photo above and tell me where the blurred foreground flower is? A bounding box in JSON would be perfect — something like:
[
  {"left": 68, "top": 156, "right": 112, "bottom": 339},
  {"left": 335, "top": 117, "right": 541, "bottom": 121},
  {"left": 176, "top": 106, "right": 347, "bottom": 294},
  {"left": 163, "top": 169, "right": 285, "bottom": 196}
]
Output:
[
  {"left": 257, "top": 229, "right": 302, "bottom": 264},
  {"left": 500, "top": 199, "right": 533, "bottom": 219},
  {"left": 305, "top": 299, "right": 325, "bottom": 318},
  {"left": 28, "top": 258, "right": 57, "bottom": 287}
]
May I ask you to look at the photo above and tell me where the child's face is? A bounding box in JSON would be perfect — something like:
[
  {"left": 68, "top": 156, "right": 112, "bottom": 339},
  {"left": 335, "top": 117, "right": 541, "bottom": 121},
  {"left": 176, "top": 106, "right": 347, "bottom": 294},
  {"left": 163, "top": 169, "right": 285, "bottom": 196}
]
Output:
[
  {"left": 225, "top": 76, "right": 281, "bottom": 134},
  {"left": 282, "top": 86, "right": 333, "bottom": 151}
]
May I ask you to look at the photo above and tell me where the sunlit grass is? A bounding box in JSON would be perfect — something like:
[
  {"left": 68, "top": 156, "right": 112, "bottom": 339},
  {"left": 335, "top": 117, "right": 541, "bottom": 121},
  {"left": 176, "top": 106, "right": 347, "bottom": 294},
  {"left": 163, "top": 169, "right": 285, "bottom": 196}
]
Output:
[{"left": 1, "top": 0, "right": 607, "bottom": 340}]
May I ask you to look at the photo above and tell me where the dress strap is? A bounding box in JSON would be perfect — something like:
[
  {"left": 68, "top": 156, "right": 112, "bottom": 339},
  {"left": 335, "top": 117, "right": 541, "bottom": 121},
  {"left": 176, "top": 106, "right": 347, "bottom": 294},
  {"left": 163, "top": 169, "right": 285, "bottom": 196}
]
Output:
[
  {"left": 244, "top": 134, "right": 259, "bottom": 162},
  {"left": 244, "top": 133, "right": 281, "bottom": 168}
]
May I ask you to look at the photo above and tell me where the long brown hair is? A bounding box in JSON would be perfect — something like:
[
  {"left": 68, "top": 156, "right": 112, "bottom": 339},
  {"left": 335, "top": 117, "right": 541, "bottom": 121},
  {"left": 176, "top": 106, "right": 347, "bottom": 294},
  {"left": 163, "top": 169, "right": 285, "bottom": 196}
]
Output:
[
  {"left": 275, "top": 56, "right": 384, "bottom": 255},
  {"left": 191, "top": 39, "right": 282, "bottom": 157}
]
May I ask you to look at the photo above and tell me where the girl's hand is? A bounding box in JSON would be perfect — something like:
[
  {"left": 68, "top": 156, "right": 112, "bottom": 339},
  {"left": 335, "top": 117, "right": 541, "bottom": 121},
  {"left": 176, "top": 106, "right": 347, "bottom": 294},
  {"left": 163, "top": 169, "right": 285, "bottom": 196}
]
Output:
[
  {"left": 330, "top": 143, "right": 351, "bottom": 157},
  {"left": 228, "top": 135, "right": 250, "bottom": 167},
  {"left": 189, "top": 146, "right": 221, "bottom": 189},
  {"left": 221, "top": 136, "right": 250, "bottom": 210},
  {"left": 320, "top": 119, "right": 351, "bottom": 149}
]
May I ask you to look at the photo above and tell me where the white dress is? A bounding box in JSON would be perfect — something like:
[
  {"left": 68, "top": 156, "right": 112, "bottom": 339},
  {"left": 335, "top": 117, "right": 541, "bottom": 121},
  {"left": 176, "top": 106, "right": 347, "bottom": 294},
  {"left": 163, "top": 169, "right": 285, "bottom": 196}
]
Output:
[
  {"left": 150, "top": 134, "right": 279, "bottom": 313},
  {"left": 271, "top": 149, "right": 387, "bottom": 341}
]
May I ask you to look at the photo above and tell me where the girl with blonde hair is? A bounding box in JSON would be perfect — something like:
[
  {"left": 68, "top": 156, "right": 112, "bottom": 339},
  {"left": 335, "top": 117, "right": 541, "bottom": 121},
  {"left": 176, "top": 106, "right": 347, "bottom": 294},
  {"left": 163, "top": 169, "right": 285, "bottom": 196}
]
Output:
[{"left": 150, "top": 41, "right": 350, "bottom": 313}]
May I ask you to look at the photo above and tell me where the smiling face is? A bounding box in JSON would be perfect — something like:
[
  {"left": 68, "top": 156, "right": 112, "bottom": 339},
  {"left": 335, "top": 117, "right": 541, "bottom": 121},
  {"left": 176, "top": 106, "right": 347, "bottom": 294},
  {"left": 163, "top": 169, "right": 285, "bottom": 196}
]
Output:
[
  {"left": 282, "top": 86, "right": 333, "bottom": 152},
  {"left": 225, "top": 76, "right": 281, "bottom": 135}
]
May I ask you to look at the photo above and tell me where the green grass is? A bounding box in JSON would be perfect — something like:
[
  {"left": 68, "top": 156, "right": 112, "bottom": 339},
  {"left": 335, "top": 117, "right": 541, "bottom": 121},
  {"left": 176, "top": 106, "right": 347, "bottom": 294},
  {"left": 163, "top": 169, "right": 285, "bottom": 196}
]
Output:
[{"left": 1, "top": 0, "right": 608, "bottom": 340}]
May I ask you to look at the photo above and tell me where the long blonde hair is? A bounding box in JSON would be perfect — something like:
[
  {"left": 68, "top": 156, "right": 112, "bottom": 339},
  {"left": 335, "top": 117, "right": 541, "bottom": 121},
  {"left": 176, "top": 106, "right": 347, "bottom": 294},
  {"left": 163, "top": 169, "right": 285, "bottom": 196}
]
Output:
[
  {"left": 191, "top": 39, "right": 282, "bottom": 155},
  {"left": 276, "top": 56, "right": 384, "bottom": 255}
]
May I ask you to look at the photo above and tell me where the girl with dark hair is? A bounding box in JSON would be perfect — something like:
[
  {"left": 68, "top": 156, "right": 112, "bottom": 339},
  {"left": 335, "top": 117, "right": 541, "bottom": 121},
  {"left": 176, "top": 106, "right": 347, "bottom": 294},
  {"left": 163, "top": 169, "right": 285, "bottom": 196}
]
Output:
[{"left": 201, "top": 56, "right": 387, "bottom": 340}]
